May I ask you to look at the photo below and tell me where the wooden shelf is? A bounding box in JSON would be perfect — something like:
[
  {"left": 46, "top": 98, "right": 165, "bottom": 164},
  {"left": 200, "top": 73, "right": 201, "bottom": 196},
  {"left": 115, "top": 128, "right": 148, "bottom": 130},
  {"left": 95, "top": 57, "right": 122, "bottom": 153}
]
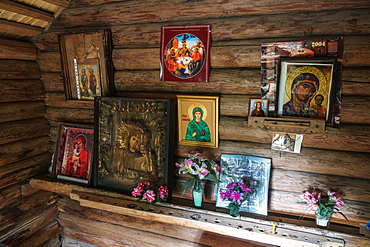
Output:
[{"left": 29, "top": 175, "right": 370, "bottom": 247}]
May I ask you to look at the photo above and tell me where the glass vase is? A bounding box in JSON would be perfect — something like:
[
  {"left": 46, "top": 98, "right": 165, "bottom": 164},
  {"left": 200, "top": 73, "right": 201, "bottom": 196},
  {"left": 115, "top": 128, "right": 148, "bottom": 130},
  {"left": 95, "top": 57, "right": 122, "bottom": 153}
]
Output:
[
  {"left": 315, "top": 212, "right": 331, "bottom": 228},
  {"left": 192, "top": 179, "right": 203, "bottom": 208}
]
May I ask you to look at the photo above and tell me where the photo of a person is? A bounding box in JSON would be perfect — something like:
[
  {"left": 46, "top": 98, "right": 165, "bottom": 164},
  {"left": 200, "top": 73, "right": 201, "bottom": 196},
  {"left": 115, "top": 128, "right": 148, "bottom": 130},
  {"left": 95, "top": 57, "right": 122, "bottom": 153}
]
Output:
[
  {"left": 249, "top": 100, "right": 268, "bottom": 117},
  {"left": 77, "top": 61, "right": 101, "bottom": 99},
  {"left": 185, "top": 107, "right": 211, "bottom": 142}
]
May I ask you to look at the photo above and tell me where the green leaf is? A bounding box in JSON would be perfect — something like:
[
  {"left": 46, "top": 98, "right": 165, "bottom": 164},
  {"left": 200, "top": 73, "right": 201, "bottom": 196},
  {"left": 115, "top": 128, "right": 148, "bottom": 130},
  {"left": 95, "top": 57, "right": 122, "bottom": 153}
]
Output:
[{"left": 181, "top": 178, "right": 196, "bottom": 196}]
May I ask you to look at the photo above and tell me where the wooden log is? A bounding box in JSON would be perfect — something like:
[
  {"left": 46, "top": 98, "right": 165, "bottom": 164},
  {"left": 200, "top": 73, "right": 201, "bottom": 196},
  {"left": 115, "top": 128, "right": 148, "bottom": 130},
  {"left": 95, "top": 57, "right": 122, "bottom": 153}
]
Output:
[
  {"left": 58, "top": 197, "right": 274, "bottom": 247},
  {"left": 269, "top": 189, "right": 370, "bottom": 228},
  {"left": 16, "top": 221, "right": 62, "bottom": 247},
  {"left": 45, "top": 107, "right": 94, "bottom": 123},
  {"left": 0, "top": 79, "right": 44, "bottom": 102},
  {"left": 0, "top": 38, "right": 37, "bottom": 60},
  {"left": 0, "top": 136, "right": 51, "bottom": 167},
  {"left": 0, "top": 19, "right": 43, "bottom": 38},
  {"left": 52, "top": 4, "right": 370, "bottom": 40},
  {"left": 44, "top": 93, "right": 94, "bottom": 109},
  {"left": 220, "top": 116, "right": 370, "bottom": 152},
  {"left": 69, "top": 0, "right": 370, "bottom": 11},
  {"left": 0, "top": 183, "right": 22, "bottom": 209},
  {"left": 1, "top": 207, "right": 60, "bottom": 247},
  {"left": 0, "top": 101, "right": 46, "bottom": 123},
  {"left": 0, "top": 191, "right": 56, "bottom": 232},
  {"left": 0, "top": 0, "right": 54, "bottom": 23},
  {"left": 342, "top": 67, "right": 370, "bottom": 83},
  {"left": 37, "top": 51, "right": 61, "bottom": 72},
  {"left": 59, "top": 212, "right": 210, "bottom": 247},
  {"left": 176, "top": 140, "right": 370, "bottom": 180},
  {"left": 341, "top": 96, "right": 370, "bottom": 123},
  {"left": 0, "top": 153, "right": 51, "bottom": 189},
  {"left": 0, "top": 60, "right": 40, "bottom": 79},
  {"left": 0, "top": 118, "right": 50, "bottom": 145},
  {"left": 41, "top": 72, "right": 64, "bottom": 92}
]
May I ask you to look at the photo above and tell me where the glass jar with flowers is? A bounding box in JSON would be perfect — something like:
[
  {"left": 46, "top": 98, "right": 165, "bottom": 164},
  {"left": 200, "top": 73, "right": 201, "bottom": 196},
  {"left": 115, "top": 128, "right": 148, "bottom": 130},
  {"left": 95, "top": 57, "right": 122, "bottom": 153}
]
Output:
[
  {"left": 299, "top": 187, "right": 347, "bottom": 228},
  {"left": 219, "top": 181, "right": 253, "bottom": 217},
  {"left": 175, "top": 152, "right": 220, "bottom": 208},
  {"left": 132, "top": 181, "right": 169, "bottom": 204}
]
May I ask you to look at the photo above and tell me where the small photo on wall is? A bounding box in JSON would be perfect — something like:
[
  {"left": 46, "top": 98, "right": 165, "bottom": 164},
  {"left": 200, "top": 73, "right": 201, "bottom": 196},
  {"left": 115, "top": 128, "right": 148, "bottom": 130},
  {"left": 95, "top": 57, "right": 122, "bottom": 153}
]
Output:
[
  {"left": 76, "top": 59, "right": 101, "bottom": 99},
  {"left": 248, "top": 99, "right": 269, "bottom": 117},
  {"left": 271, "top": 132, "right": 303, "bottom": 153}
]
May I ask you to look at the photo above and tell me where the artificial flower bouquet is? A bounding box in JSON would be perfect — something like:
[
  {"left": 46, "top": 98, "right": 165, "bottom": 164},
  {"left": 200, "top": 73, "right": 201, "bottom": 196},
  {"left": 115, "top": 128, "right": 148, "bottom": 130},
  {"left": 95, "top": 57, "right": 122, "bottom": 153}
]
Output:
[
  {"left": 132, "top": 181, "right": 169, "bottom": 204},
  {"left": 299, "top": 186, "right": 347, "bottom": 220},
  {"left": 175, "top": 152, "right": 220, "bottom": 196},
  {"left": 219, "top": 181, "right": 253, "bottom": 217}
]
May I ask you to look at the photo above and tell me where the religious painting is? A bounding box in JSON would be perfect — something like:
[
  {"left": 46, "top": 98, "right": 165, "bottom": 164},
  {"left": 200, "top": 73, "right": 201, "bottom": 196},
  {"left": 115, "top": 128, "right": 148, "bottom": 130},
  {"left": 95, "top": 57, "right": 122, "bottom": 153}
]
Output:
[
  {"left": 277, "top": 59, "right": 337, "bottom": 124},
  {"left": 76, "top": 60, "right": 101, "bottom": 99},
  {"left": 177, "top": 95, "right": 219, "bottom": 148},
  {"left": 160, "top": 25, "right": 211, "bottom": 82},
  {"left": 94, "top": 97, "right": 172, "bottom": 199},
  {"left": 59, "top": 30, "right": 115, "bottom": 100},
  {"left": 261, "top": 37, "right": 343, "bottom": 127},
  {"left": 271, "top": 132, "right": 303, "bottom": 153},
  {"left": 52, "top": 123, "right": 94, "bottom": 184},
  {"left": 216, "top": 154, "right": 272, "bottom": 216},
  {"left": 248, "top": 99, "right": 269, "bottom": 117}
]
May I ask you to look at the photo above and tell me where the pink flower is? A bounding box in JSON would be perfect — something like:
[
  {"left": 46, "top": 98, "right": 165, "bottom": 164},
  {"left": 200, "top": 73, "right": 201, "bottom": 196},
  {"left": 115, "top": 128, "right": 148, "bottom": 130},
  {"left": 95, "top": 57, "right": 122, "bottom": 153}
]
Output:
[
  {"left": 132, "top": 187, "right": 142, "bottom": 197},
  {"left": 143, "top": 190, "right": 156, "bottom": 202},
  {"left": 230, "top": 191, "right": 244, "bottom": 203},
  {"left": 158, "top": 186, "right": 169, "bottom": 199},
  {"left": 197, "top": 167, "right": 209, "bottom": 177}
]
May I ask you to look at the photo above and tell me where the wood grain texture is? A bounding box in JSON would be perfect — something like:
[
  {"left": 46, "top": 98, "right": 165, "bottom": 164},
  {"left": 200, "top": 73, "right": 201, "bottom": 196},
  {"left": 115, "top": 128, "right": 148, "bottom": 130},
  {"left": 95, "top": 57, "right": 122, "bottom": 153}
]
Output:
[{"left": 0, "top": 79, "right": 45, "bottom": 102}]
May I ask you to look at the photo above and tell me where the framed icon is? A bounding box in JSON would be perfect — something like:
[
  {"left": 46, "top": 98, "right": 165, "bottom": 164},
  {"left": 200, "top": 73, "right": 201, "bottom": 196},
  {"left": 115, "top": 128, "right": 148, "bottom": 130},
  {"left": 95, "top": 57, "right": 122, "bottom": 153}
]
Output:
[{"left": 177, "top": 95, "right": 219, "bottom": 148}]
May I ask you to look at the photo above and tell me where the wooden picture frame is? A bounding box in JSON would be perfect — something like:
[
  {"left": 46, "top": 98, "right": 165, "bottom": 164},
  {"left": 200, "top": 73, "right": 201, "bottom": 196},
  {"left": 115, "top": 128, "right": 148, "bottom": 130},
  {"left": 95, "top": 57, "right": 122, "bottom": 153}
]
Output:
[
  {"left": 94, "top": 97, "right": 172, "bottom": 198},
  {"left": 177, "top": 95, "right": 219, "bottom": 148},
  {"left": 248, "top": 99, "right": 269, "bottom": 117},
  {"left": 52, "top": 123, "right": 94, "bottom": 184},
  {"left": 160, "top": 25, "right": 212, "bottom": 82},
  {"left": 276, "top": 58, "right": 337, "bottom": 125},
  {"left": 216, "top": 154, "right": 272, "bottom": 216},
  {"left": 59, "top": 30, "right": 115, "bottom": 100}
]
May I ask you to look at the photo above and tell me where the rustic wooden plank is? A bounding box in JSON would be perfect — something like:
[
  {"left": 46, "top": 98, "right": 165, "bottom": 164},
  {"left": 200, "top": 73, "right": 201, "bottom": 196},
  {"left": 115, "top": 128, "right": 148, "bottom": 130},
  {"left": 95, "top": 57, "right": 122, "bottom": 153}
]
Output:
[
  {"left": 0, "top": 101, "right": 46, "bottom": 123},
  {"left": 0, "top": 0, "right": 55, "bottom": 23},
  {"left": 2, "top": 207, "right": 60, "bottom": 247},
  {"left": 58, "top": 196, "right": 273, "bottom": 247},
  {"left": 0, "top": 183, "right": 22, "bottom": 209},
  {"left": 0, "top": 153, "right": 51, "bottom": 189},
  {"left": 52, "top": 3, "right": 370, "bottom": 38},
  {"left": 0, "top": 60, "right": 40, "bottom": 79},
  {"left": 269, "top": 189, "right": 370, "bottom": 229},
  {"left": 45, "top": 107, "right": 94, "bottom": 123},
  {"left": 176, "top": 140, "right": 370, "bottom": 180},
  {"left": 0, "top": 19, "right": 43, "bottom": 38},
  {"left": 0, "top": 79, "right": 44, "bottom": 102},
  {"left": 0, "top": 191, "right": 56, "bottom": 232},
  {"left": 115, "top": 68, "right": 261, "bottom": 94},
  {"left": 41, "top": 72, "right": 64, "bottom": 91},
  {"left": 0, "top": 136, "right": 50, "bottom": 167},
  {"left": 45, "top": 93, "right": 94, "bottom": 108},
  {"left": 59, "top": 212, "right": 210, "bottom": 247},
  {"left": 0, "top": 118, "right": 49, "bottom": 145},
  {"left": 0, "top": 38, "right": 37, "bottom": 60},
  {"left": 37, "top": 51, "right": 61, "bottom": 72},
  {"left": 220, "top": 116, "right": 370, "bottom": 152},
  {"left": 341, "top": 96, "right": 370, "bottom": 123}
]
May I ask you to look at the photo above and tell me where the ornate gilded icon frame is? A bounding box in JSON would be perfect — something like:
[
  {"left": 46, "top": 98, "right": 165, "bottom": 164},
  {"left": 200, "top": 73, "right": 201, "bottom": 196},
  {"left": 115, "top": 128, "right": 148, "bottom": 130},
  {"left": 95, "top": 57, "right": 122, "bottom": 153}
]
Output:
[{"left": 93, "top": 97, "right": 172, "bottom": 199}]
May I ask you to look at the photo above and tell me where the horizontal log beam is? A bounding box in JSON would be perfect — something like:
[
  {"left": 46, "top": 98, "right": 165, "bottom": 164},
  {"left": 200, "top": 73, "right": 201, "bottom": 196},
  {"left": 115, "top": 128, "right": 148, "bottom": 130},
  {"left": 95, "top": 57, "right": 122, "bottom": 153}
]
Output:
[
  {"left": 0, "top": 60, "right": 40, "bottom": 79},
  {"left": 0, "top": 39, "right": 37, "bottom": 60},
  {"left": 0, "top": 79, "right": 44, "bottom": 102},
  {"left": 0, "top": 101, "right": 46, "bottom": 123},
  {"left": 0, "top": 19, "right": 43, "bottom": 38}
]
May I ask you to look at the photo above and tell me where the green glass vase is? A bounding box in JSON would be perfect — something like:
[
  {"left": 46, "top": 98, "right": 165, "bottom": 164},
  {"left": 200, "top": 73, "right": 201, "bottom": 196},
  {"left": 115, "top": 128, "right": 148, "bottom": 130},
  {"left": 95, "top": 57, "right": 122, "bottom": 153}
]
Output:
[{"left": 192, "top": 179, "right": 203, "bottom": 208}]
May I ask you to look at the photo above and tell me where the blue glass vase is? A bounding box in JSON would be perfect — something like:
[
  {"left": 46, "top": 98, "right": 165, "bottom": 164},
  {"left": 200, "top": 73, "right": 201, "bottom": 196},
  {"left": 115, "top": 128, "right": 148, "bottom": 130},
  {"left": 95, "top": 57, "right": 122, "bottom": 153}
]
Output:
[{"left": 192, "top": 179, "right": 203, "bottom": 208}]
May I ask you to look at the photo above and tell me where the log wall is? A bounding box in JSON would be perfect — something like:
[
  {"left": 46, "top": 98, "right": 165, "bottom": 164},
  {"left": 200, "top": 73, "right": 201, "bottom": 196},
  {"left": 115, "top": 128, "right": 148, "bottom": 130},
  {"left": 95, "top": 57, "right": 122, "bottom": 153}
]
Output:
[
  {"left": 0, "top": 39, "right": 61, "bottom": 246},
  {"left": 34, "top": 0, "right": 370, "bottom": 246}
]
